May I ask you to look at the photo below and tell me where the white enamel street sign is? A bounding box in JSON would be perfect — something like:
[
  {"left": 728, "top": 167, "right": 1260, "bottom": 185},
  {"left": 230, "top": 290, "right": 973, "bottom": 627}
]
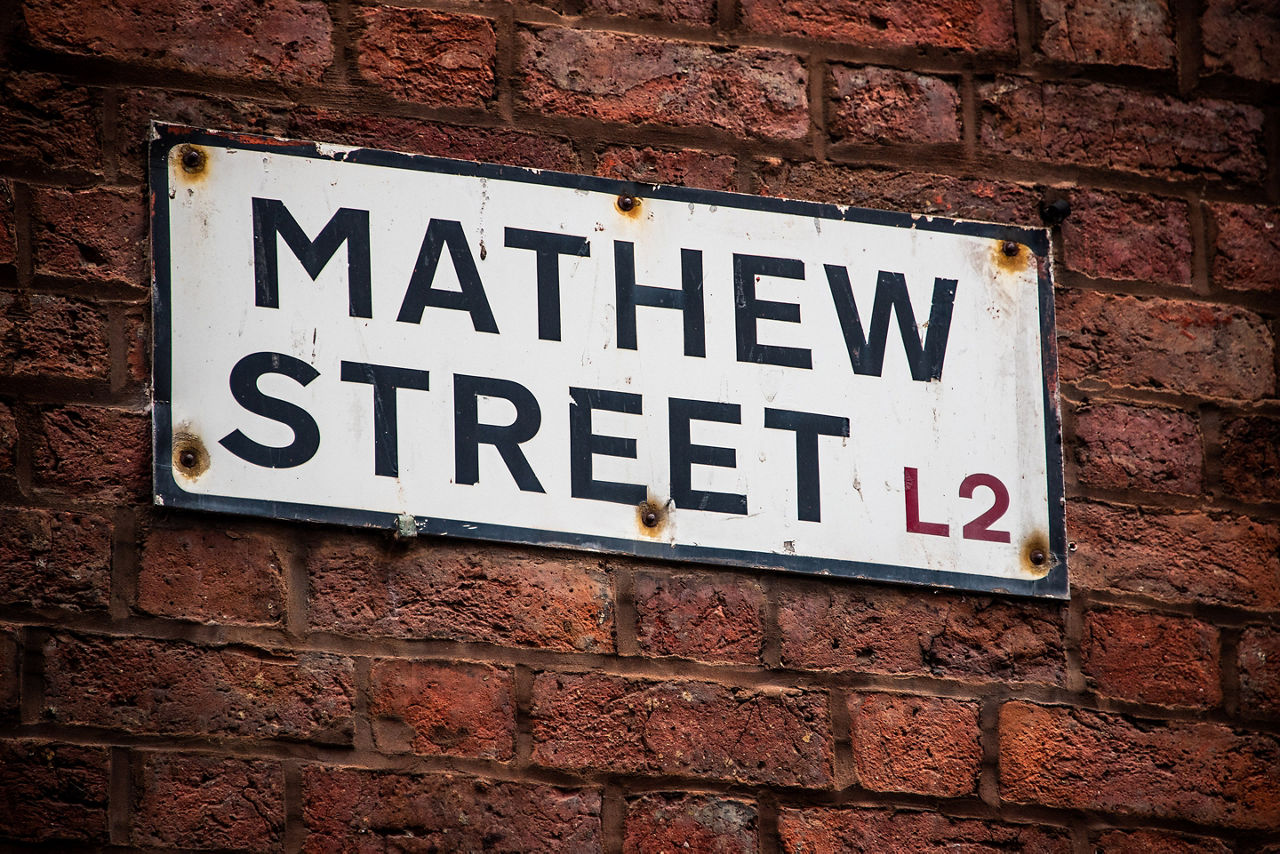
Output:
[{"left": 151, "top": 125, "right": 1067, "bottom": 598}]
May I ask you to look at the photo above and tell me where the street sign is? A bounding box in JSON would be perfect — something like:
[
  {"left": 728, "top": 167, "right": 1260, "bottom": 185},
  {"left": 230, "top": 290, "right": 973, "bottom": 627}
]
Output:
[{"left": 151, "top": 124, "right": 1067, "bottom": 598}]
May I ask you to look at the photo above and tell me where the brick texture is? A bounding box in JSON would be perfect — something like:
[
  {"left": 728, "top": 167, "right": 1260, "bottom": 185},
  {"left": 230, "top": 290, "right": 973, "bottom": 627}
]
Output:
[
  {"left": 624, "top": 793, "right": 757, "bottom": 854},
  {"left": 0, "top": 628, "right": 17, "bottom": 718},
  {"left": 357, "top": 8, "right": 496, "bottom": 107},
  {"left": 1092, "top": 829, "right": 1233, "bottom": 854},
  {"left": 530, "top": 672, "right": 833, "bottom": 787},
  {"left": 1239, "top": 625, "right": 1280, "bottom": 719},
  {"left": 596, "top": 145, "right": 737, "bottom": 191},
  {"left": 1070, "top": 403, "right": 1202, "bottom": 494},
  {"left": 1038, "top": 0, "right": 1174, "bottom": 67},
  {"left": 302, "top": 767, "right": 602, "bottom": 852},
  {"left": 779, "top": 808, "right": 1072, "bottom": 853},
  {"left": 1211, "top": 203, "right": 1280, "bottom": 293},
  {"left": 0, "top": 180, "right": 14, "bottom": 265},
  {"left": 828, "top": 66, "right": 960, "bottom": 145},
  {"left": 0, "top": 401, "right": 15, "bottom": 473},
  {"left": 0, "top": 293, "right": 111, "bottom": 379},
  {"left": 1059, "top": 189, "right": 1191, "bottom": 283},
  {"left": 32, "top": 185, "right": 147, "bottom": 285},
  {"left": 30, "top": 405, "right": 149, "bottom": 500},
  {"left": 0, "top": 508, "right": 111, "bottom": 611},
  {"left": 368, "top": 659, "right": 514, "bottom": 759},
  {"left": 1202, "top": 0, "right": 1280, "bottom": 82},
  {"left": 1218, "top": 415, "right": 1280, "bottom": 504},
  {"left": 1081, "top": 608, "right": 1222, "bottom": 708},
  {"left": 132, "top": 755, "right": 283, "bottom": 850},
  {"left": 0, "top": 742, "right": 110, "bottom": 844},
  {"left": 848, "top": 694, "right": 981, "bottom": 796},
  {"left": 0, "top": 73, "right": 100, "bottom": 173},
  {"left": 1000, "top": 702, "right": 1280, "bottom": 827},
  {"left": 740, "top": 0, "right": 1015, "bottom": 51},
  {"left": 633, "top": 570, "right": 766, "bottom": 663},
  {"left": 138, "top": 525, "right": 288, "bottom": 625}
]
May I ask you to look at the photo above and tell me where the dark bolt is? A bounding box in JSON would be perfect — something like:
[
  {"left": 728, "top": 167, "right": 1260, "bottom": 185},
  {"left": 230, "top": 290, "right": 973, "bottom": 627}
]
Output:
[
  {"left": 641, "top": 508, "right": 659, "bottom": 528},
  {"left": 1039, "top": 198, "right": 1071, "bottom": 226},
  {"left": 1002, "top": 240, "right": 1020, "bottom": 257},
  {"left": 180, "top": 146, "right": 205, "bottom": 173},
  {"left": 178, "top": 449, "right": 197, "bottom": 469},
  {"left": 1029, "top": 549, "right": 1046, "bottom": 566},
  {"left": 617, "top": 195, "right": 637, "bottom": 212}
]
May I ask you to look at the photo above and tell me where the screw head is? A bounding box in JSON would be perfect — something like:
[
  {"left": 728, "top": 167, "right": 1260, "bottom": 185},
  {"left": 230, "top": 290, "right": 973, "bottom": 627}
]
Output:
[
  {"left": 179, "top": 146, "right": 206, "bottom": 174},
  {"left": 641, "top": 508, "right": 659, "bottom": 527},
  {"left": 617, "top": 195, "right": 637, "bottom": 212},
  {"left": 1029, "top": 549, "right": 1046, "bottom": 566},
  {"left": 178, "top": 449, "right": 197, "bottom": 469},
  {"left": 1002, "top": 240, "right": 1020, "bottom": 257}
]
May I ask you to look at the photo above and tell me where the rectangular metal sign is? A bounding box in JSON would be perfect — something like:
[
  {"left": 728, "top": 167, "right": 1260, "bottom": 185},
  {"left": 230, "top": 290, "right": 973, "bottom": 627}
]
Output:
[{"left": 151, "top": 124, "right": 1067, "bottom": 598}]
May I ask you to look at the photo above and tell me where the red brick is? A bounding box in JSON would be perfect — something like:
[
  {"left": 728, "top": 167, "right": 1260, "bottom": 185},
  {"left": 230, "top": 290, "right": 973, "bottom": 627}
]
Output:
[
  {"left": 32, "top": 185, "right": 147, "bottom": 286},
  {"left": 1068, "top": 502, "right": 1280, "bottom": 610},
  {"left": 0, "top": 627, "right": 17, "bottom": 718},
  {"left": 302, "top": 767, "right": 602, "bottom": 852},
  {"left": 829, "top": 66, "right": 960, "bottom": 145},
  {"left": 1039, "top": 0, "right": 1174, "bottom": 67},
  {"left": 624, "top": 793, "right": 756, "bottom": 854},
  {"left": 978, "top": 78, "right": 1266, "bottom": 183},
  {"left": 0, "top": 73, "right": 100, "bottom": 173},
  {"left": 30, "top": 405, "right": 149, "bottom": 500},
  {"left": 1219, "top": 415, "right": 1280, "bottom": 505},
  {"left": 778, "top": 808, "right": 1071, "bottom": 854},
  {"left": 530, "top": 672, "right": 833, "bottom": 787},
  {"left": 848, "top": 694, "right": 981, "bottom": 796},
  {"left": 633, "top": 570, "right": 766, "bottom": 664},
  {"left": 741, "top": 0, "right": 1015, "bottom": 52},
  {"left": 43, "top": 634, "right": 355, "bottom": 743},
  {"left": 307, "top": 537, "right": 614, "bottom": 652},
  {"left": 138, "top": 525, "right": 288, "bottom": 625},
  {"left": 519, "top": 28, "right": 809, "bottom": 140},
  {"left": 1056, "top": 290, "right": 1275, "bottom": 400},
  {"left": 1202, "top": 0, "right": 1280, "bottom": 82},
  {"left": 1081, "top": 608, "right": 1221, "bottom": 708},
  {"left": 368, "top": 659, "right": 514, "bottom": 759},
  {"left": 117, "top": 90, "right": 290, "bottom": 181},
  {"left": 1093, "top": 829, "right": 1231, "bottom": 854},
  {"left": 580, "top": 0, "right": 716, "bottom": 23},
  {"left": 24, "top": 0, "right": 332, "bottom": 85},
  {"left": 0, "top": 508, "right": 111, "bottom": 611},
  {"left": 133, "top": 754, "right": 282, "bottom": 850},
  {"left": 1060, "top": 189, "right": 1191, "bottom": 283},
  {"left": 1071, "top": 403, "right": 1202, "bottom": 494},
  {"left": 0, "top": 741, "right": 109, "bottom": 843},
  {"left": 1000, "top": 701, "right": 1280, "bottom": 826},
  {"left": 125, "top": 311, "right": 148, "bottom": 383},
  {"left": 289, "top": 108, "right": 579, "bottom": 172},
  {"left": 357, "top": 8, "right": 496, "bottom": 107},
  {"left": 755, "top": 162, "right": 1040, "bottom": 223},
  {"left": 0, "top": 293, "right": 110, "bottom": 379},
  {"left": 596, "top": 145, "right": 737, "bottom": 191},
  {"left": 1239, "top": 624, "right": 1280, "bottom": 719},
  {"left": 1211, "top": 202, "right": 1280, "bottom": 293},
  {"left": 0, "top": 401, "right": 13, "bottom": 473},
  {"left": 778, "top": 582, "right": 1066, "bottom": 685},
  {"left": 0, "top": 180, "right": 14, "bottom": 265}
]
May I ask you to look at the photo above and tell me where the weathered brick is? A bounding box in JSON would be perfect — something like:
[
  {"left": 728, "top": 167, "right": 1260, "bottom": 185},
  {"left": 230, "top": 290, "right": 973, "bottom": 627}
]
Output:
[
  {"left": 519, "top": 28, "right": 809, "bottom": 140},
  {"left": 1211, "top": 202, "right": 1280, "bottom": 293},
  {"left": 133, "top": 754, "right": 283, "bottom": 850},
  {"left": 0, "top": 401, "right": 13, "bottom": 473},
  {"left": 1001, "top": 702, "right": 1280, "bottom": 826},
  {"left": 357, "top": 8, "right": 496, "bottom": 106},
  {"left": 0, "top": 293, "right": 110, "bottom": 380},
  {"left": 0, "top": 73, "right": 100, "bottom": 173},
  {"left": 43, "top": 634, "right": 355, "bottom": 743},
  {"left": 778, "top": 581, "right": 1066, "bottom": 685},
  {"left": 125, "top": 311, "right": 147, "bottom": 383},
  {"left": 24, "top": 0, "right": 333, "bottom": 85},
  {"left": 29, "top": 405, "right": 149, "bottom": 500},
  {"left": 829, "top": 66, "right": 960, "bottom": 145},
  {"left": 1056, "top": 290, "right": 1275, "bottom": 400},
  {"left": 368, "top": 659, "right": 514, "bottom": 759},
  {"left": 580, "top": 0, "right": 716, "bottom": 23},
  {"left": 1092, "top": 829, "right": 1231, "bottom": 854},
  {"left": 754, "top": 162, "right": 1040, "bottom": 223},
  {"left": 741, "top": 0, "right": 1015, "bottom": 52},
  {"left": 0, "top": 627, "right": 18, "bottom": 719},
  {"left": 1071, "top": 403, "right": 1202, "bottom": 494},
  {"left": 633, "top": 570, "right": 766, "bottom": 664},
  {"left": 531, "top": 672, "right": 833, "bottom": 787},
  {"left": 848, "top": 694, "right": 981, "bottom": 797},
  {"left": 625, "top": 793, "right": 757, "bottom": 854},
  {"left": 32, "top": 185, "right": 147, "bottom": 286},
  {"left": 1219, "top": 415, "right": 1280, "bottom": 504},
  {"left": 303, "top": 767, "right": 602, "bottom": 853},
  {"left": 1081, "top": 608, "right": 1221, "bottom": 708},
  {"left": 138, "top": 524, "right": 288, "bottom": 625},
  {"left": 596, "top": 146, "right": 737, "bottom": 191},
  {"left": 1039, "top": 0, "right": 1174, "bottom": 67},
  {"left": 0, "top": 741, "right": 110, "bottom": 843},
  {"left": 1068, "top": 502, "right": 1280, "bottom": 610},
  {"left": 1202, "top": 0, "right": 1280, "bottom": 82},
  {"left": 0, "top": 180, "right": 14, "bottom": 266},
  {"left": 1239, "top": 624, "right": 1280, "bottom": 719},
  {"left": 778, "top": 808, "right": 1071, "bottom": 854},
  {"left": 1060, "top": 189, "right": 1191, "bottom": 283},
  {"left": 289, "top": 108, "right": 579, "bottom": 172},
  {"left": 0, "top": 508, "right": 111, "bottom": 611},
  {"left": 308, "top": 537, "right": 614, "bottom": 652},
  {"left": 979, "top": 78, "right": 1266, "bottom": 182}
]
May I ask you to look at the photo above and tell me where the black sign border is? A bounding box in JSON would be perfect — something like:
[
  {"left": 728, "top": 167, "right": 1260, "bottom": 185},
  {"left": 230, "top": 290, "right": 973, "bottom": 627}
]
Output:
[{"left": 150, "top": 123, "right": 1068, "bottom": 600}]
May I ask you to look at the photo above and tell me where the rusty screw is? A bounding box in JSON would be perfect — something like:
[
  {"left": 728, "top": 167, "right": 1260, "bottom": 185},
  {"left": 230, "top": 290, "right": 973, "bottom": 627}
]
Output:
[
  {"left": 641, "top": 508, "right": 659, "bottom": 528},
  {"left": 1029, "top": 549, "right": 1046, "bottom": 566},
  {"left": 1002, "top": 240, "right": 1020, "bottom": 257},
  {"left": 617, "top": 195, "right": 637, "bottom": 212},
  {"left": 179, "top": 146, "right": 206, "bottom": 174},
  {"left": 178, "top": 449, "right": 197, "bottom": 469}
]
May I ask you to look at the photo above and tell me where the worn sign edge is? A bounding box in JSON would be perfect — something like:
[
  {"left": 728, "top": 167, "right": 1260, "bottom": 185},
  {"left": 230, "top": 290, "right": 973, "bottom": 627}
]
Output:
[{"left": 148, "top": 122, "right": 1069, "bottom": 600}]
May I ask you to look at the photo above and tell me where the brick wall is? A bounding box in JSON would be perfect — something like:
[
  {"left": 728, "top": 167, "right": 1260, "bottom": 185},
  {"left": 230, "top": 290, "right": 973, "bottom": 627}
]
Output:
[{"left": 1, "top": 0, "right": 1278, "bottom": 850}]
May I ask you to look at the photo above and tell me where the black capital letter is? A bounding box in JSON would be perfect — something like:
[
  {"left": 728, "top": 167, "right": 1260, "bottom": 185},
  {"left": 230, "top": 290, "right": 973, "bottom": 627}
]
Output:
[
  {"left": 615, "top": 241, "right": 705, "bottom": 357},
  {"left": 252, "top": 198, "right": 372, "bottom": 317},
  {"left": 669, "top": 398, "right": 746, "bottom": 515},
  {"left": 734, "top": 253, "right": 811, "bottom": 369},
  {"left": 764, "top": 408, "right": 849, "bottom": 522},
  {"left": 569, "top": 387, "right": 646, "bottom": 505},
  {"left": 220, "top": 351, "right": 321, "bottom": 468},
  {"left": 505, "top": 228, "right": 590, "bottom": 341},
  {"left": 398, "top": 219, "right": 498, "bottom": 332},
  {"left": 340, "top": 362, "right": 431, "bottom": 477},
  {"left": 454, "top": 374, "right": 544, "bottom": 492},
  {"left": 825, "top": 267, "right": 957, "bottom": 381}
]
